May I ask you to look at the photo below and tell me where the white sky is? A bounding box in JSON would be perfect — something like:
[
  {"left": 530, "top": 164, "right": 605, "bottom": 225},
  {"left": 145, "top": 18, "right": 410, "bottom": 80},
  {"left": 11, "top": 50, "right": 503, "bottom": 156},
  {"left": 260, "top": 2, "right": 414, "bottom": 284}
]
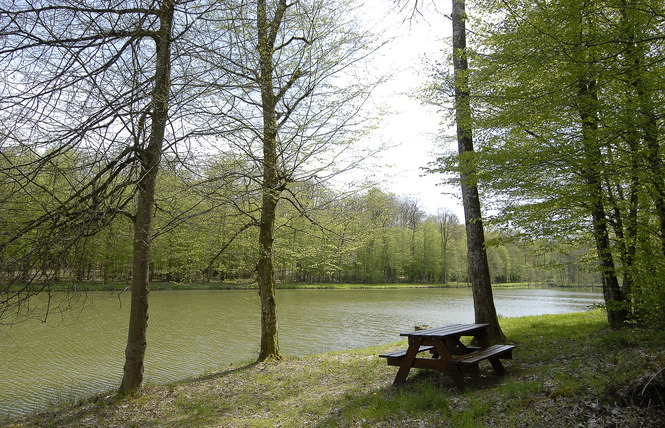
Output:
[{"left": 357, "top": 0, "right": 465, "bottom": 220}]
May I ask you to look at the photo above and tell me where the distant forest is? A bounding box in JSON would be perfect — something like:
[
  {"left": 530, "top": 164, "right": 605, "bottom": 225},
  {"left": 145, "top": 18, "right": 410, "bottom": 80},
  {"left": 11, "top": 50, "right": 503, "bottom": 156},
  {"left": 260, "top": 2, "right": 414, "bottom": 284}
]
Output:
[{"left": 0, "top": 153, "right": 597, "bottom": 287}]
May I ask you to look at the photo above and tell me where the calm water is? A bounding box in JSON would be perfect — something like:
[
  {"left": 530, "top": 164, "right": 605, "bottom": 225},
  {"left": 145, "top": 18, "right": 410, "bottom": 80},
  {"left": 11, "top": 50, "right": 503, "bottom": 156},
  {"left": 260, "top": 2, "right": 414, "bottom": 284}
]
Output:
[{"left": 0, "top": 287, "right": 602, "bottom": 416}]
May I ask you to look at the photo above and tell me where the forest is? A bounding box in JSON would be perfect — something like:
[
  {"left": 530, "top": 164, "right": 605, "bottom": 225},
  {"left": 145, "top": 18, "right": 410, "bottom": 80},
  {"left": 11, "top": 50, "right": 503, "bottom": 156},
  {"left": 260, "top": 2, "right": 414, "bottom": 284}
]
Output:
[
  {"left": 1, "top": 0, "right": 665, "bottom": 396},
  {"left": 0, "top": 160, "right": 598, "bottom": 286}
]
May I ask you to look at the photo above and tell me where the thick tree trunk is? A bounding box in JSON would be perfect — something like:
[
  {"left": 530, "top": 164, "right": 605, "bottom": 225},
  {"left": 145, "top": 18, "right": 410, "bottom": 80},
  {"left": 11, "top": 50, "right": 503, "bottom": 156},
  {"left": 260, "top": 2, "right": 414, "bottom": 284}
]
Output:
[
  {"left": 452, "top": 0, "right": 505, "bottom": 343},
  {"left": 257, "top": 187, "right": 281, "bottom": 361},
  {"left": 576, "top": 79, "right": 628, "bottom": 328},
  {"left": 119, "top": 0, "right": 174, "bottom": 396}
]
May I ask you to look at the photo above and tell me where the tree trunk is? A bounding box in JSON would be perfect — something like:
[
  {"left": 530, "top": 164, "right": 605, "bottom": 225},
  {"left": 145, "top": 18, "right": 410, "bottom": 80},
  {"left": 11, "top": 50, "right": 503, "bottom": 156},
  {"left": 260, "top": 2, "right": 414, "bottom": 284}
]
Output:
[
  {"left": 257, "top": 186, "right": 281, "bottom": 361},
  {"left": 119, "top": 0, "right": 174, "bottom": 396},
  {"left": 576, "top": 78, "right": 628, "bottom": 328},
  {"left": 255, "top": 0, "right": 287, "bottom": 362},
  {"left": 438, "top": 212, "right": 454, "bottom": 284},
  {"left": 619, "top": 0, "right": 665, "bottom": 257},
  {"left": 614, "top": 0, "right": 646, "bottom": 300},
  {"left": 608, "top": 178, "right": 638, "bottom": 301},
  {"left": 452, "top": 0, "right": 505, "bottom": 342},
  {"left": 640, "top": 95, "right": 665, "bottom": 257},
  {"left": 441, "top": 222, "right": 449, "bottom": 284}
]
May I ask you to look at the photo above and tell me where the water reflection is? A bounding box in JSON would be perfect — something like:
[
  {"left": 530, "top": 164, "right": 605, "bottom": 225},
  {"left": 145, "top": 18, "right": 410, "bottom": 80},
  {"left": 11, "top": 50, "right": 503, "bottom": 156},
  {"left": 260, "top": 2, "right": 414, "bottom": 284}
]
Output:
[{"left": 0, "top": 287, "right": 602, "bottom": 416}]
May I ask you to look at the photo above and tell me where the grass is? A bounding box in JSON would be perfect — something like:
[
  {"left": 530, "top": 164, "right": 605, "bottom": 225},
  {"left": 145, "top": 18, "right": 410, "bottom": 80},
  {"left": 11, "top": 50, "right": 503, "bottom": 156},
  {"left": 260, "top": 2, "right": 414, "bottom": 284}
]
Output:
[{"left": 4, "top": 310, "right": 664, "bottom": 427}]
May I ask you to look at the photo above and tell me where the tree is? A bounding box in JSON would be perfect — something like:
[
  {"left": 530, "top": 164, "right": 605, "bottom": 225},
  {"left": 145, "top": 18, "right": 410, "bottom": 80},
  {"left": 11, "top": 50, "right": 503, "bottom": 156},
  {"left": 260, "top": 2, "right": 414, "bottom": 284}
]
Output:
[
  {"left": 441, "top": 0, "right": 665, "bottom": 327},
  {"left": 399, "top": 198, "right": 425, "bottom": 281},
  {"left": 0, "top": 0, "right": 229, "bottom": 393},
  {"left": 0, "top": 2, "right": 169, "bottom": 328},
  {"left": 208, "top": 0, "right": 380, "bottom": 360},
  {"left": 436, "top": 208, "right": 459, "bottom": 283},
  {"left": 120, "top": 0, "right": 176, "bottom": 395},
  {"left": 451, "top": 0, "right": 505, "bottom": 342},
  {"left": 356, "top": 188, "right": 403, "bottom": 283},
  {"left": 0, "top": 0, "right": 178, "bottom": 394}
]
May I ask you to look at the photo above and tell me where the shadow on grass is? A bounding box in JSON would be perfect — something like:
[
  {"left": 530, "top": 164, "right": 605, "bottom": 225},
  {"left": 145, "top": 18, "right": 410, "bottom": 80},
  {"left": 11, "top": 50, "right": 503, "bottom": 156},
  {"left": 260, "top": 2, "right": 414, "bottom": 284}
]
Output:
[
  {"left": 183, "top": 360, "right": 260, "bottom": 383},
  {"left": 314, "top": 365, "right": 513, "bottom": 427},
  {"left": 10, "top": 362, "right": 265, "bottom": 427}
]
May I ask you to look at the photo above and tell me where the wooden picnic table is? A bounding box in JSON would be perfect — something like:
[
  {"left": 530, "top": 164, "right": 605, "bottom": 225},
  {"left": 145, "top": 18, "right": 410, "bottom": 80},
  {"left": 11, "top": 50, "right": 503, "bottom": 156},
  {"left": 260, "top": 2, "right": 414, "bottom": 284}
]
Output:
[{"left": 380, "top": 323, "right": 515, "bottom": 391}]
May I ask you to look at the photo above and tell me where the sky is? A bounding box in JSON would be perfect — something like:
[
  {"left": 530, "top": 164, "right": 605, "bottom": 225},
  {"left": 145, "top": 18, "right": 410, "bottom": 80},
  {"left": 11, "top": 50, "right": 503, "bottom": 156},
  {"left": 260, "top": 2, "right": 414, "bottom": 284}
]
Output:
[{"left": 356, "top": 0, "right": 465, "bottom": 220}]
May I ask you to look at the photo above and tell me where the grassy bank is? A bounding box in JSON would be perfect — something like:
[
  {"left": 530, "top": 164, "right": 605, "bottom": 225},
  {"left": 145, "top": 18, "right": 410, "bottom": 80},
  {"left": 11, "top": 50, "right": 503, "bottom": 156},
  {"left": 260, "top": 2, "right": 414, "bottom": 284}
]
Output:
[
  {"left": 5, "top": 310, "right": 664, "bottom": 427},
  {"left": 42, "top": 281, "right": 594, "bottom": 292},
  {"left": 38, "top": 281, "right": 457, "bottom": 292}
]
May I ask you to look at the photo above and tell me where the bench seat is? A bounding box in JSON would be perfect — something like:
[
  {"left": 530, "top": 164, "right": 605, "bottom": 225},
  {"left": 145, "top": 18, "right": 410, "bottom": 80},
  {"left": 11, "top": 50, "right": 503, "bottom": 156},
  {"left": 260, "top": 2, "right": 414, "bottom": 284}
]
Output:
[
  {"left": 448, "top": 344, "right": 515, "bottom": 366},
  {"left": 380, "top": 346, "right": 436, "bottom": 366},
  {"left": 447, "top": 344, "right": 515, "bottom": 390}
]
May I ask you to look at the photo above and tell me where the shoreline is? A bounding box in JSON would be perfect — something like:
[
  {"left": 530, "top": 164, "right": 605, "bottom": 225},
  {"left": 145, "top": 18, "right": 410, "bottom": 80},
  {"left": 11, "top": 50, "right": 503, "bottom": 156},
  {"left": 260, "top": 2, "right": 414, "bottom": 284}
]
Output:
[{"left": 27, "top": 281, "right": 601, "bottom": 292}]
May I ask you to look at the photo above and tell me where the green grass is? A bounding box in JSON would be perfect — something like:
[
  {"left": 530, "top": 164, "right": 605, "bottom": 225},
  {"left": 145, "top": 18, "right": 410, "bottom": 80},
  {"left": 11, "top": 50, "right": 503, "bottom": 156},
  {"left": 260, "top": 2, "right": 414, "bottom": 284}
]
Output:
[{"left": 6, "top": 310, "right": 664, "bottom": 427}]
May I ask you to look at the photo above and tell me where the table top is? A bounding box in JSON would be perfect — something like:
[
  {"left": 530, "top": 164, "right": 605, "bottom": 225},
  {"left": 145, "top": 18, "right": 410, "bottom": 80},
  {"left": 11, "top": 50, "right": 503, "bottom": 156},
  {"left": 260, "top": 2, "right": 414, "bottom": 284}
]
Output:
[{"left": 400, "top": 323, "right": 489, "bottom": 338}]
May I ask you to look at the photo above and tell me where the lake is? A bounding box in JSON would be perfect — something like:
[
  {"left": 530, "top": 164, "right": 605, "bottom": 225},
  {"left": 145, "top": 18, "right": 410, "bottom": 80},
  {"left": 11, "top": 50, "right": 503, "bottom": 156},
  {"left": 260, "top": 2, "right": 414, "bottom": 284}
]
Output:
[{"left": 0, "top": 287, "right": 602, "bottom": 416}]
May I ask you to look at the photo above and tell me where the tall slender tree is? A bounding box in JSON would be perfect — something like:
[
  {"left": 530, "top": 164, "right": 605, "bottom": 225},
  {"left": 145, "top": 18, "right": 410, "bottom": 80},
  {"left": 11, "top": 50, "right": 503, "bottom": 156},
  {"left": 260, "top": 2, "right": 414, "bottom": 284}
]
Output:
[
  {"left": 207, "top": 0, "right": 380, "bottom": 360},
  {"left": 254, "top": 0, "right": 287, "bottom": 360},
  {"left": 437, "top": 209, "right": 459, "bottom": 284},
  {"left": 451, "top": 0, "right": 504, "bottom": 341},
  {"left": 439, "top": 0, "right": 665, "bottom": 327},
  {"left": 120, "top": 0, "right": 176, "bottom": 396}
]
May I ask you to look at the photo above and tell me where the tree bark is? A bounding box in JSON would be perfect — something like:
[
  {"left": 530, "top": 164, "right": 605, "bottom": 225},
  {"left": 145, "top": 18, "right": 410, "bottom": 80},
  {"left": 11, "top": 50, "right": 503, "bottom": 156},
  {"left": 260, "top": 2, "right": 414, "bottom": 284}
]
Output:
[
  {"left": 576, "top": 78, "right": 628, "bottom": 328},
  {"left": 119, "top": 0, "right": 174, "bottom": 396},
  {"left": 256, "top": 0, "right": 287, "bottom": 362},
  {"left": 451, "top": 0, "right": 505, "bottom": 342},
  {"left": 257, "top": 185, "right": 281, "bottom": 361}
]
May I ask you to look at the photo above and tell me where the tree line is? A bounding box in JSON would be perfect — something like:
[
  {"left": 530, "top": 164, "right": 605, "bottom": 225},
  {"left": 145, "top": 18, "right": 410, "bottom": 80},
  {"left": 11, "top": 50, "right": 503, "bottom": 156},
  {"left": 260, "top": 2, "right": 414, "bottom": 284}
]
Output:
[{"left": 1, "top": 156, "right": 598, "bottom": 287}]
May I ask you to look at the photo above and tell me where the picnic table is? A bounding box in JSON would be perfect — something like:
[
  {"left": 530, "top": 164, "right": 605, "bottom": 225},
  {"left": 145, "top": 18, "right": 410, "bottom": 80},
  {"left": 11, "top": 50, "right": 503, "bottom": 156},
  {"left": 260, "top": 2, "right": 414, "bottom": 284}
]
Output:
[{"left": 380, "top": 323, "right": 515, "bottom": 391}]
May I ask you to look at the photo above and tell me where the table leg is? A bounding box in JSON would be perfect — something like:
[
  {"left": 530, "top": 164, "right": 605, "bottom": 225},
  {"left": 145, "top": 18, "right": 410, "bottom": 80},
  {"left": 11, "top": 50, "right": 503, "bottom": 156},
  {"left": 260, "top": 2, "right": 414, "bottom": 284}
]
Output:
[
  {"left": 393, "top": 336, "right": 423, "bottom": 386},
  {"left": 488, "top": 357, "right": 506, "bottom": 375},
  {"left": 475, "top": 328, "right": 491, "bottom": 348},
  {"left": 432, "top": 337, "right": 453, "bottom": 361},
  {"left": 448, "top": 363, "right": 466, "bottom": 391}
]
